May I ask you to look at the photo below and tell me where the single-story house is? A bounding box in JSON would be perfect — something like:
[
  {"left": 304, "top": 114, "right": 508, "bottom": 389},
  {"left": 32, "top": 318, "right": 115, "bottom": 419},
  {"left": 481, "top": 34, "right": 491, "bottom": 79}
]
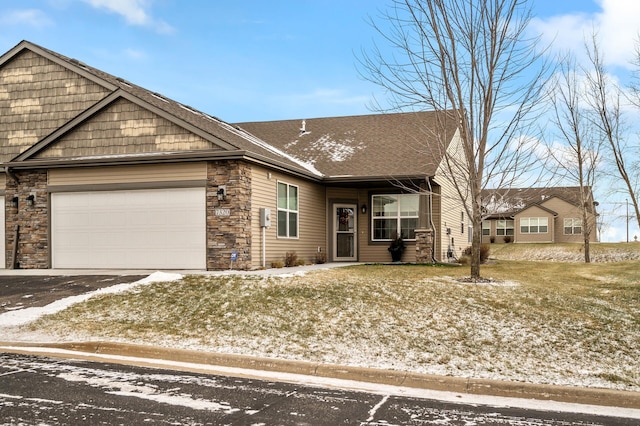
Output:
[
  {"left": 0, "top": 40, "right": 469, "bottom": 270},
  {"left": 481, "top": 187, "right": 599, "bottom": 244}
]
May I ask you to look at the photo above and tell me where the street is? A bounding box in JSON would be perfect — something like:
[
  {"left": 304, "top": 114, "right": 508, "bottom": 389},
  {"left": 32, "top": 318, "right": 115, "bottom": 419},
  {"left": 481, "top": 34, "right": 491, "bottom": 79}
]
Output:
[{"left": 1, "top": 352, "right": 637, "bottom": 425}]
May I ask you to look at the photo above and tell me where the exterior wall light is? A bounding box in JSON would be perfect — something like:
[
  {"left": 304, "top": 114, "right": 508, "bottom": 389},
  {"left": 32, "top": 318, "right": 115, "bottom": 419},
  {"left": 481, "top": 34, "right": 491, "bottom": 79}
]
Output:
[
  {"left": 217, "top": 186, "right": 226, "bottom": 202},
  {"left": 27, "top": 194, "right": 35, "bottom": 206},
  {"left": 361, "top": 203, "right": 367, "bottom": 214}
]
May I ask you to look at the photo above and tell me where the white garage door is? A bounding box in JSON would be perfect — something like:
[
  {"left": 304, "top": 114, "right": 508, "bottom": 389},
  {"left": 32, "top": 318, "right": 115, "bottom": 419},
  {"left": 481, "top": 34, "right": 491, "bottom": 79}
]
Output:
[
  {"left": 52, "top": 188, "right": 206, "bottom": 269},
  {"left": 0, "top": 196, "right": 4, "bottom": 269}
]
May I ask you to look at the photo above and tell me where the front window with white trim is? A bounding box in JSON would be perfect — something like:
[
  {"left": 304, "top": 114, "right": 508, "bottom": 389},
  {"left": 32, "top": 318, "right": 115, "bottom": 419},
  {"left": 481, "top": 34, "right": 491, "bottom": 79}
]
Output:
[
  {"left": 277, "top": 182, "right": 298, "bottom": 238},
  {"left": 372, "top": 194, "right": 419, "bottom": 240}
]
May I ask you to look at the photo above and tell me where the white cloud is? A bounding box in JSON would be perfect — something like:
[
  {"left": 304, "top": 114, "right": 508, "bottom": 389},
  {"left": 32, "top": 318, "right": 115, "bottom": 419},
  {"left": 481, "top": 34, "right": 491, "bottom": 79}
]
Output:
[
  {"left": 532, "top": 0, "right": 640, "bottom": 68},
  {"left": 80, "top": 0, "right": 174, "bottom": 34},
  {"left": 124, "top": 48, "right": 146, "bottom": 60},
  {"left": 0, "top": 9, "right": 53, "bottom": 28}
]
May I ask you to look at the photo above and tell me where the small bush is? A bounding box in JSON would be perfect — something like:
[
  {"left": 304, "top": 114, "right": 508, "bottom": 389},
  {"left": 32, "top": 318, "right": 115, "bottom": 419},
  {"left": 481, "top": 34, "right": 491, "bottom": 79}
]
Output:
[
  {"left": 490, "top": 236, "right": 495, "bottom": 243},
  {"left": 270, "top": 260, "right": 284, "bottom": 268},
  {"left": 315, "top": 251, "right": 327, "bottom": 264},
  {"left": 295, "top": 258, "right": 306, "bottom": 266},
  {"left": 480, "top": 243, "right": 490, "bottom": 262},
  {"left": 284, "top": 251, "right": 298, "bottom": 267},
  {"left": 503, "top": 235, "right": 513, "bottom": 243},
  {"left": 462, "top": 244, "right": 491, "bottom": 263}
]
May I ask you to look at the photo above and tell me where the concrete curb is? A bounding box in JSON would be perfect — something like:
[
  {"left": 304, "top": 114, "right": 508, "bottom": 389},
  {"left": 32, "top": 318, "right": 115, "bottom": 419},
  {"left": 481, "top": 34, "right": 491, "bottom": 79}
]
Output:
[{"left": 2, "top": 340, "right": 639, "bottom": 410}]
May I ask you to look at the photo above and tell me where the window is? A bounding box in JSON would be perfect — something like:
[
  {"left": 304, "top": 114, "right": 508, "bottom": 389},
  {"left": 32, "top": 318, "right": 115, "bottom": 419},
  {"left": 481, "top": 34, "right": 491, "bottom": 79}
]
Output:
[
  {"left": 482, "top": 221, "right": 491, "bottom": 236},
  {"left": 277, "top": 182, "right": 298, "bottom": 238},
  {"left": 372, "top": 194, "right": 419, "bottom": 240},
  {"left": 520, "top": 217, "right": 548, "bottom": 234},
  {"left": 496, "top": 219, "right": 514, "bottom": 236},
  {"left": 564, "top": 218, "right": 582, "bottom": 235}
]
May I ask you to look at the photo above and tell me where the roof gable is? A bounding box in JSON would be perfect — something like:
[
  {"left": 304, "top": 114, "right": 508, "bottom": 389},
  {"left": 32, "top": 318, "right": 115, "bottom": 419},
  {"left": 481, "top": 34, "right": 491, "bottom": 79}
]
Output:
[
  {"left": 32, "top": 97, "right": 223, "bottom": 159},
  {"left": 482, "top": 186, "right": 594, "bottom": 215},
  {"left": 1, "top": 41, "right": 321, "bottom": 177},
  {"left": 0, "top": 46, "right": 111, "bottom": 163}
]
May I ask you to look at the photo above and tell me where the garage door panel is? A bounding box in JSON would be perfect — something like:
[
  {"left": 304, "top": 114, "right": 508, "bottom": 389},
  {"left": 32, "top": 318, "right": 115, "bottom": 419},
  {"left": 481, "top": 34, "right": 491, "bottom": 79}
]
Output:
[{"left": 52, "top": 188, "right": 206, "bottom": 269}]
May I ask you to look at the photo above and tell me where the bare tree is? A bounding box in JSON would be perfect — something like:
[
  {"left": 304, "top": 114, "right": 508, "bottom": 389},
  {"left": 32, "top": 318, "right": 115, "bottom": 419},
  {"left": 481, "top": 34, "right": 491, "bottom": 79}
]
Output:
[
  {"left": 359, "top": 0, "right": 548, "bottom": 279},
  {"left": 585, "top": 35, "right": 640, "bottom": 233},
  {"left": 547, "top": 52, "right": 602, "bottom": 262}
]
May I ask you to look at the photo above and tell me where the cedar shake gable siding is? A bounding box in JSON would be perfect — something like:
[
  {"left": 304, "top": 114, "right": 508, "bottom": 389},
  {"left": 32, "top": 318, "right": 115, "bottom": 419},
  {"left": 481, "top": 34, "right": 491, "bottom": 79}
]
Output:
[{"left": 3, "top": 41, "right": 319, "bottom": 178}]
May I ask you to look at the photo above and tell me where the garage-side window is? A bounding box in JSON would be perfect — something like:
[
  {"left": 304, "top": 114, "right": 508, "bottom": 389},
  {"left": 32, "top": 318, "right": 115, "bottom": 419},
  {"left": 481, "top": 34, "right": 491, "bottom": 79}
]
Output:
[{"left": 277, "top": 182, "right": 298, "bottom": 238}]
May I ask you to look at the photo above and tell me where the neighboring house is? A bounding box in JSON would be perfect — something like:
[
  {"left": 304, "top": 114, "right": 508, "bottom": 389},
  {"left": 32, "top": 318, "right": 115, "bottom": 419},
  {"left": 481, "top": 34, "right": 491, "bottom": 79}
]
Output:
[
  {"left": 481, "top": 187, "right": 599, "bottom": 244},
  {"left": 0, "top": 40, "right": 468, "bottom": 270}
]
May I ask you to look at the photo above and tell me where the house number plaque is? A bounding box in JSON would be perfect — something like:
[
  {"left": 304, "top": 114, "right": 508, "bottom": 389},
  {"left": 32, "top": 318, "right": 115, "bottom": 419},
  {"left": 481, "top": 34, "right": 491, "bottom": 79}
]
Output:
[{"left": 214, "top": 208, "right": 231, "bottom": 216}]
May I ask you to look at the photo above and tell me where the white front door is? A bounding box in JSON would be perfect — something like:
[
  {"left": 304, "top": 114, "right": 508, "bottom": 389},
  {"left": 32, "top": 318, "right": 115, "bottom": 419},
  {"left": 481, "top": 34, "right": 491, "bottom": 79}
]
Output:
[{"left": 333, "top": 204, "right": 357, "bottom": 261}]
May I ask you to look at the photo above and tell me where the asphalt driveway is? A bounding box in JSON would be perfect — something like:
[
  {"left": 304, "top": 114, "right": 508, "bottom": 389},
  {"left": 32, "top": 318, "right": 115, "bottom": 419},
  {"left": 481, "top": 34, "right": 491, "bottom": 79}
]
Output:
[{"left": 0, "top": 275, "right": 147, "bottom": 313}]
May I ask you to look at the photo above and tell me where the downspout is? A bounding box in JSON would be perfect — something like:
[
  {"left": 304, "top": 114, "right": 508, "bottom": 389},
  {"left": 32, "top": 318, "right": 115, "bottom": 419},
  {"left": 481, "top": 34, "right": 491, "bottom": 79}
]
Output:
[
  {"left": 427, "top": 179, "right": 437, "bottom": 262},
  {"left": 5, "top": 167, "right": 20, "bottom": 269}
]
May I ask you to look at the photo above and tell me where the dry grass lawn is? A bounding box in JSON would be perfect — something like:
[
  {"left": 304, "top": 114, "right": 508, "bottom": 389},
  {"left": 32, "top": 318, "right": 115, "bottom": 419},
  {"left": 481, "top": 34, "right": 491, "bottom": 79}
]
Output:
[{"left": 25, "top": 244, "right": 640, "bottom": 392}]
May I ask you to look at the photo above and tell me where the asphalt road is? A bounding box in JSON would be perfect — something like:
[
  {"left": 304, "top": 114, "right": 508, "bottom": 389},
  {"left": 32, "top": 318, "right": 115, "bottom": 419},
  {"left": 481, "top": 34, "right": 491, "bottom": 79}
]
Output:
[
  {"left": 1, "top": 352, "right": 637, "bottom": 425},
  {"left": 0, "top": 275, "right": 146, "bottom": 313}
]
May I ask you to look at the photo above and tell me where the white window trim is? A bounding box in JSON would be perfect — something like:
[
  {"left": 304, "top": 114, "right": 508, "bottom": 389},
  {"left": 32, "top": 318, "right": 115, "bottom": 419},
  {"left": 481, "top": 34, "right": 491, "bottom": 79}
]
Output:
[
  {"left": 496, "top": 219, "right": 514, "bottom": 236},
  {"left": 371, "top": 194, "right": 419, "bottom": 241},
  {"left": 520, "top": 217, "right": 549, "bottom": 234},
  {"left": 277, "top": 181, "right": 299, "bottom": 239}
]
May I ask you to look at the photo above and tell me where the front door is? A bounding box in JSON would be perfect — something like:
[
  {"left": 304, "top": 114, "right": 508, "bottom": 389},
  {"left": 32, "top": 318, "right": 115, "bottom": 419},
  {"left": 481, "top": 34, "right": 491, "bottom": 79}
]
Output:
[{"left": 333, "top": 204, "right": 357, "bottom": 261}]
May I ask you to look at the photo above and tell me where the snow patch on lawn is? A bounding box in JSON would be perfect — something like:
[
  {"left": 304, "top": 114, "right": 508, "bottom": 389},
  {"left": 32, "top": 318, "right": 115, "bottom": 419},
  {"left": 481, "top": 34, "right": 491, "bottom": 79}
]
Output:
[{"left": 0, "top": 272, "right": 182, "bottom": 327}]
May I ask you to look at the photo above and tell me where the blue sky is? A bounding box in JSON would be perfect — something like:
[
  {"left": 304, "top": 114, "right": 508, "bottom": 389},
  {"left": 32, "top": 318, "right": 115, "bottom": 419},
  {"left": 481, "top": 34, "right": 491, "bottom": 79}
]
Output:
[{"left": 1, "top": 0, "right": 638, "bottom": 242}]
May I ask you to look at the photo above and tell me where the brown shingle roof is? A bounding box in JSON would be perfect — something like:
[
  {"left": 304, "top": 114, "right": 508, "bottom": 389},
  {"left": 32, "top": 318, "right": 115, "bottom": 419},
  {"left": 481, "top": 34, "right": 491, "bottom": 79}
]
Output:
[
  {"left": 2, "top": 41, "right": 319, "bottom": 177},
  {"left": 482, "top": 186, "right": 596, "bottom": 215},
  {"left": 236, "top": 110, "right": 460, "bottom": 179}
]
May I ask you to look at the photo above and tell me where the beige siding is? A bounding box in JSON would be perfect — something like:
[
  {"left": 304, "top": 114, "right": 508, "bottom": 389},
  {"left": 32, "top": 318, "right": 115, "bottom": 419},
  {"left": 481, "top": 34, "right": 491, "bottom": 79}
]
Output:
[
  {"left": 36, "top": 98, "right": 218, "bottom": 158},
  {"left": 360, "top": 191, "right": 418, "bottom": 264},
  {"left": 250, "top": 165, "right": 326, "bottom": 267},
  {"left": 514, "top": 206, "right": 555, "bottom": 243},
  {"left": 433, "top": 131, "right": 469, "bottom": 261},
  {"left": 0, "top": 174, "right": 5, "bottom": 191},
  {"left": 540, "top": 197, "right": 597, "bottom": 243},
  {"left": 0, "top": 50, "right": 110, "bottom": 163},
  {"left": 48, "top": 163, "right": 207, "bottom": 187}
]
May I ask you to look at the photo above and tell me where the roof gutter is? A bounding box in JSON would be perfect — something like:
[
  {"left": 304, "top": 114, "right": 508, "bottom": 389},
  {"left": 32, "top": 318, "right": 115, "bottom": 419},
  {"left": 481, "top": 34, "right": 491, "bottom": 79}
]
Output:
[{"left": 2, "top": 150, "right": 325, "bottom": 182}]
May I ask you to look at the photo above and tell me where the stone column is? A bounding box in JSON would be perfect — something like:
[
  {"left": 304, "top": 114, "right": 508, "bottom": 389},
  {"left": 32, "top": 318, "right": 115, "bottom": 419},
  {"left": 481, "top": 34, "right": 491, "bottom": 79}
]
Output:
[
  {"left": 414, "top": 228, "right": 434, "bottom": 264},
  {"left": 206, "top": 160, "right": 252, "bottom": 270},
  {"left": 5, "top": 170, "right": 49, "bottom": 269}
]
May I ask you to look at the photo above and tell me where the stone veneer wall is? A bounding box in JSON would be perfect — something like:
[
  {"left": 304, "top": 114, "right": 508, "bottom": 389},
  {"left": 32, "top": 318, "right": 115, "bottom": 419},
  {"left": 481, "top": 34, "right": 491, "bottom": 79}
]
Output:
[
  {"left": 5, "top": 170, "right": 49, "bottom": 269},
  {"left": 414, "top": 228, "right": 434, "bottom": 264},
  {"left": 207, "top": 160, "right": 252, "bottom": 270}
]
